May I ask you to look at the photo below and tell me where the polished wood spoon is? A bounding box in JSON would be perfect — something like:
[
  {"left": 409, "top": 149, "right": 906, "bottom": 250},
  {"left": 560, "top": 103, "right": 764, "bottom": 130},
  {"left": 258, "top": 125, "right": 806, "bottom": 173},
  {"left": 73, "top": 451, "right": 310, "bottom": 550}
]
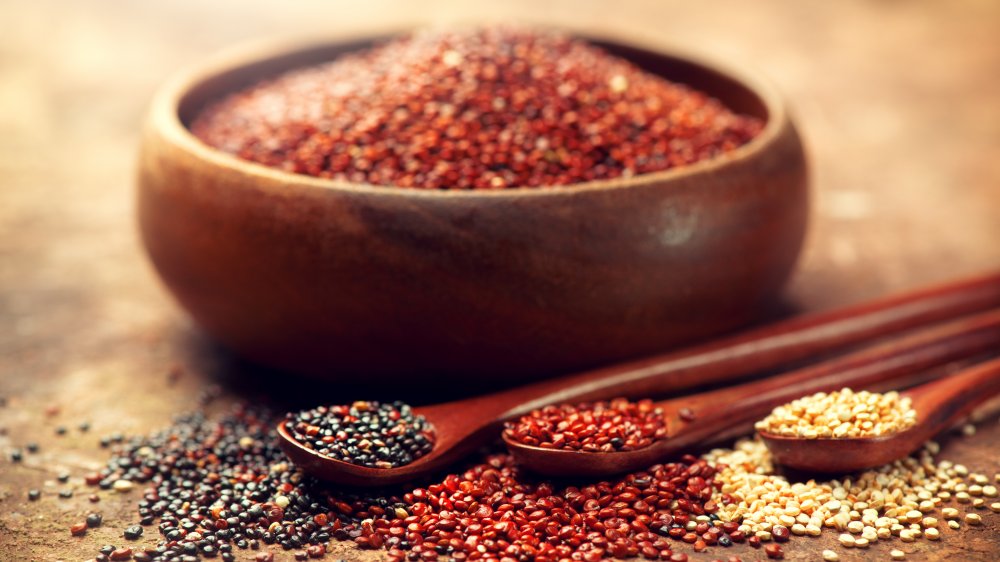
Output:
[
  {"left": 759, "top": 356, "right": 1000, "bottom": 473},
  {"left": 502, "top": 308, "right": 1000, "bottom": 477},
  {"left": 277, "top": 283, "right": 1000, "bottom": 485}
]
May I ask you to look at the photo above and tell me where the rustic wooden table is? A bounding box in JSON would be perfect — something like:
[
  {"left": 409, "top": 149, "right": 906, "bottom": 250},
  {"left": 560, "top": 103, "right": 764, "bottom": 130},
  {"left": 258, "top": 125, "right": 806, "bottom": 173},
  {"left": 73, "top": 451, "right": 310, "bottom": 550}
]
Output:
[{"left": 2, "top": 1, "right": 999, "bottom": 560}]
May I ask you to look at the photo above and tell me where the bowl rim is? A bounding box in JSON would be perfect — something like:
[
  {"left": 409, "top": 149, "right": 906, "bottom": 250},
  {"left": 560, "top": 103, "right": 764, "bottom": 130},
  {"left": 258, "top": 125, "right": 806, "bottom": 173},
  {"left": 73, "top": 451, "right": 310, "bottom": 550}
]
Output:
[{"left": 149, "top": 28, "right": 790, "bottom": 199}]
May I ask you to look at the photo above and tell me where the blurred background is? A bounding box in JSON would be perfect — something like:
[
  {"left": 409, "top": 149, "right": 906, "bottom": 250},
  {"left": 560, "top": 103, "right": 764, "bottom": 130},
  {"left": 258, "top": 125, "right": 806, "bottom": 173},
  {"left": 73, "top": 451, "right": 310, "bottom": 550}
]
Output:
[{"left": 2, "top": 0, "right": 999, "bottom": 381}]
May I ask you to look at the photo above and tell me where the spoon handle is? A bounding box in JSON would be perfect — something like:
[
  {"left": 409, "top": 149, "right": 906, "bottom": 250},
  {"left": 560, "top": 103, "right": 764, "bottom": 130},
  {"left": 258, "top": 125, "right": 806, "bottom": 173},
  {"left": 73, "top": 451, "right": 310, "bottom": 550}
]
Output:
[
  {"left": 462, "top": 271, "right": 1000, "bottom": 422},
  {"left": 659, "top": 307, "right": 1000, "bottom": 448},
  {"left": 909, "top": 355, "right": 1000, "bottom": 433}
]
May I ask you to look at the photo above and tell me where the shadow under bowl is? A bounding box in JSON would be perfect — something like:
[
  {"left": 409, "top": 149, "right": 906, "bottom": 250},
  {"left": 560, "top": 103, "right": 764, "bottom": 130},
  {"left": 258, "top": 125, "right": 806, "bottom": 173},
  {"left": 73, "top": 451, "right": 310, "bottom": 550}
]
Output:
[{"left": 137, "top": 31, "right": 809, "bottom": 385}]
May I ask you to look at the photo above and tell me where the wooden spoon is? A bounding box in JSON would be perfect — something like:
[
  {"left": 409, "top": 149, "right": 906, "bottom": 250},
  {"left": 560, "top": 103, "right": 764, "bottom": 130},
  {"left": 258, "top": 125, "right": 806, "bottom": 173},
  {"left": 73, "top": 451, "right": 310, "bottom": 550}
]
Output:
[
  {"left": 277, "top": 282, "right": 1000, "bottom": 485},
  {"left": 759, "top": 356, "right": 1000, "bottom": 473},
  {"left": 502, "top": 309, "right": 1000, "bottom": 477}
]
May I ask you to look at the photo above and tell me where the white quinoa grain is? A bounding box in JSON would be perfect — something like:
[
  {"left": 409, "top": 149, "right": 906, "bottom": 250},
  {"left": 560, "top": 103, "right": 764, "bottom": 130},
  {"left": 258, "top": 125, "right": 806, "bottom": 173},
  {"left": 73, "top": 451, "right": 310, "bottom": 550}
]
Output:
[{"left": 112, "top": 479, "right": 134, "bottom": 493}]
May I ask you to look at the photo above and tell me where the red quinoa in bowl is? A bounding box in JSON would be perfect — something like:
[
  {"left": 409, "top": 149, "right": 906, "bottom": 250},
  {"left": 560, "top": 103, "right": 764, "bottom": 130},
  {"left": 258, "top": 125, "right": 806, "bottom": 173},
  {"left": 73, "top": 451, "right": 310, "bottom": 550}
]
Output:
[{"left": 191, "top": 27, "right": 762, "bottom": 189}]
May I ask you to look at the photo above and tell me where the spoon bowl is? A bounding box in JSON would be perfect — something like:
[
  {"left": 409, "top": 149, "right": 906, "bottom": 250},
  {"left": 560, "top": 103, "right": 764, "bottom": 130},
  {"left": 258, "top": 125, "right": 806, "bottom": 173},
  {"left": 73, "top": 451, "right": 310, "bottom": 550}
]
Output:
[
  {"left": 276, "top": 400, "right": 504, "bottom": 486},
  {"left": 759, "top": 356, "right": 1000, "bottom": 473}
]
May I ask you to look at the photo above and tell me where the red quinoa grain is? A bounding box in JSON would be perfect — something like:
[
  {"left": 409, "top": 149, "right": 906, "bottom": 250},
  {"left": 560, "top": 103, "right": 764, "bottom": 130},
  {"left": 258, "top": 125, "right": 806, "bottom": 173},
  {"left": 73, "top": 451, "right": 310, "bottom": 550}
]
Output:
[{"left": 192, "top": 27, "right": 762, "bottom": 189}]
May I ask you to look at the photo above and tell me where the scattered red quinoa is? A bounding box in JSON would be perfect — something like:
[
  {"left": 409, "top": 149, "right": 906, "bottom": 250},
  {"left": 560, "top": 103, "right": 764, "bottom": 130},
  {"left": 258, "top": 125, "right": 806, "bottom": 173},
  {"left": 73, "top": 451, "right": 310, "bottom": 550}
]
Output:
[
  {"left": 367, "top": 452, "right": 730, "bottom": 561},
  {"left": 503, "top": 397, "right": 668, "bottom": 451},
  {"left": 192, "top": 26, "right": 763, "bottom": 189}
]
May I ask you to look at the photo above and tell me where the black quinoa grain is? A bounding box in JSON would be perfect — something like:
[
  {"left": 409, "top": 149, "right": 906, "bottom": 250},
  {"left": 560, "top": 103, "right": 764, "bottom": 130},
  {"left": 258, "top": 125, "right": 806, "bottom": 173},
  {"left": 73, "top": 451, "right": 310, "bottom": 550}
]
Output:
[
  {"left": 87, "top": 513, "right": 104, "bottom": 528},
  {"left": 124, "top": 524, "right": 143, "bottom": 539}
]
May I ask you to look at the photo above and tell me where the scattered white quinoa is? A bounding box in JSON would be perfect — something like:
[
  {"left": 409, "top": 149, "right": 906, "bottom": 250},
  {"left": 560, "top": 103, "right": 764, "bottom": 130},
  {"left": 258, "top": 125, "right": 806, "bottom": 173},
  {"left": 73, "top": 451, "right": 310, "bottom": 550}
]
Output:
[{"left": 702, "top": 437, "right": 998, "bottom": 557}]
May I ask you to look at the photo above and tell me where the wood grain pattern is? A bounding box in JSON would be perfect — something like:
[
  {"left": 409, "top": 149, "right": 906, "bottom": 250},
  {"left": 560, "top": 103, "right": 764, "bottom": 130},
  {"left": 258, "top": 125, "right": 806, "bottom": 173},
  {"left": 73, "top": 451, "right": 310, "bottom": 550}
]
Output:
[{"left": 1, "top": 1, "right": 999, "bottom": 561}]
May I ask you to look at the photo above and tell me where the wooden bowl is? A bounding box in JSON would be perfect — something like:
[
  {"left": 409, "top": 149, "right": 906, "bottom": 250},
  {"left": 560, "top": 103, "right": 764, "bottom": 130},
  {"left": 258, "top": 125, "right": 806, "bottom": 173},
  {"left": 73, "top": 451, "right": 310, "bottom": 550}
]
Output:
[{"left": 137, "top": 32, "right": 809, "bottom": 384}]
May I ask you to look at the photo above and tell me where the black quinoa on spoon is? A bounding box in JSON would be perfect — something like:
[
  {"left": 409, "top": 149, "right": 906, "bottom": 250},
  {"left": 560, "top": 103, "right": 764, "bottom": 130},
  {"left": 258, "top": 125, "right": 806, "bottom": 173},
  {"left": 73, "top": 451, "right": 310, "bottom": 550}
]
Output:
[{"left": 285, "top": 400, "right": 434, "bottom": 468}]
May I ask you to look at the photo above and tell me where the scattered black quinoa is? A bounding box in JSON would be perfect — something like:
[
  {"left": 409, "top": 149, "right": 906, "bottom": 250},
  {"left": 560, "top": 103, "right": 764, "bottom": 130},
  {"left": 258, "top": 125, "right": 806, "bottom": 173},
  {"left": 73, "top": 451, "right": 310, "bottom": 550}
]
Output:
[
  {"left": 84, "top": 405, "right": 382, "bottom": 561},
  {"left": 285, "top": 400, "right": 434, "bottom": 469}
]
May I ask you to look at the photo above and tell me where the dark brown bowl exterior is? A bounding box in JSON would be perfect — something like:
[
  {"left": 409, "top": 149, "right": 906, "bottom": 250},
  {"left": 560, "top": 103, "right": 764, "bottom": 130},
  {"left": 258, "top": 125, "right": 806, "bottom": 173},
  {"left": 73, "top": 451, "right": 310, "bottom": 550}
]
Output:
[{"left": 137, "top": 34, "right": 808, "bottom": 383}]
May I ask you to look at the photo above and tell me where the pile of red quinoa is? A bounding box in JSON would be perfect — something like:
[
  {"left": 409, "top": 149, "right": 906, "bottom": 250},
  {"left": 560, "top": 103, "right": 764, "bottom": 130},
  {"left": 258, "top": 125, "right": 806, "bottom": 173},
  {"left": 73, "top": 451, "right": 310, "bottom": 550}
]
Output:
[{"left": 191, "top": 27, "right": 762, "bottom": 189}]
